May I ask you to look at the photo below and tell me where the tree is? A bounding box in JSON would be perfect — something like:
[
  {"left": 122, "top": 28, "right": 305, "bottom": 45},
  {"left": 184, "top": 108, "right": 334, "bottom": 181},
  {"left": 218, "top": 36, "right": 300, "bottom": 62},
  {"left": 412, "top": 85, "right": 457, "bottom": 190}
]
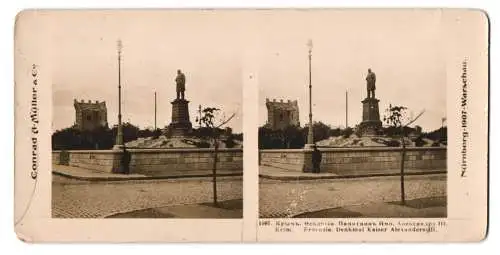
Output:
[
  {"left": 329, "top": 127, "right": 342, "bottom": 137},
  {"left": 52, "top": 126, "right": 114, "bottom": 150},
  {"left": 312, "top": 121, "right": 331, "bottom": 142},
  {"left": 200, "top": 107, "right": 236, "bottom": 206},
  {"left": 342, "top": 127, "right": 354, "bottom": 138},
  {"left": 383, "top": 104, "right": 424, "bottom": 205},
  {"left": 224, "top": 134, "right": 237, "bottom": 148},
  {"left": 422, "top": 126, "right": 447, "bottom": 144}
]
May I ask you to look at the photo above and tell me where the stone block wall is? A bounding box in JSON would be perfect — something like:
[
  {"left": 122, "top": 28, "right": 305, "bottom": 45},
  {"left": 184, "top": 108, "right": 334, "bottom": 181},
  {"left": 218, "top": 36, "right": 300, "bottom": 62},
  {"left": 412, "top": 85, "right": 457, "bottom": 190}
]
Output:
[
  {"left": 52, "top": 150, "right": 121, "bottom": 173},
  {"left": 128, "top": 148, "right": 242, "bottom": 175},
  {"left": 259, "top": 149, "right": 307, "bottom": 171},
  {"left": 52, "top": 148, "right": 243, "bottom": 175},
  {"left": 52, "top": 151, "right": 60, "bottom": 165},
  {"left": 260, "top": 147, "right": 446, "bottom": 175}
]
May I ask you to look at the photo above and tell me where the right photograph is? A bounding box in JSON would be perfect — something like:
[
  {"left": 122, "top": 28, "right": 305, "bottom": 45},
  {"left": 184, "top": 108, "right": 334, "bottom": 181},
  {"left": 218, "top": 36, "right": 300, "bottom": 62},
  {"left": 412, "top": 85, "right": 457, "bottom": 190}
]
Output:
[{"left": 258, "top": 10, "right": 447, "bottom": 218}]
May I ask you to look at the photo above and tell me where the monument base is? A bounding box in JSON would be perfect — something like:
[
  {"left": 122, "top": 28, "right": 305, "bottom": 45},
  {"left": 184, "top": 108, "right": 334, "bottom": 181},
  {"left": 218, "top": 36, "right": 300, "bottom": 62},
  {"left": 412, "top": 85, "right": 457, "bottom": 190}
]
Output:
[
  {"left": 358, "top": 120, "right": 382, "bottom": 137},
  {"left": 169, "top": 98, "right": 192, "bottom": 137},
  {"left": 359, "top": 97, "right": 383, "bottom": 137},
  {"left": 301, "top": 144, "right": 316, "bottom": 173},
  {"left": 302, "top": 148, "right": 314, "bottom": 173},
  {"left": 168, "top": 122, "right": 193, "bottom": 137}
]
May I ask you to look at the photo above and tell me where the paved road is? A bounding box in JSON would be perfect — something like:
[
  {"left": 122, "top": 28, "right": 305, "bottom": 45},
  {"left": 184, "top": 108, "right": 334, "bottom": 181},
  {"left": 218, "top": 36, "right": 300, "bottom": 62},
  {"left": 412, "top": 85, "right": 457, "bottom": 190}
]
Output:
[
  {"left": 259, "top": 174, "right": 447, "bottom": 218},
  {"left": 52, "top": 175, "right": 243, "bottom": 218}
]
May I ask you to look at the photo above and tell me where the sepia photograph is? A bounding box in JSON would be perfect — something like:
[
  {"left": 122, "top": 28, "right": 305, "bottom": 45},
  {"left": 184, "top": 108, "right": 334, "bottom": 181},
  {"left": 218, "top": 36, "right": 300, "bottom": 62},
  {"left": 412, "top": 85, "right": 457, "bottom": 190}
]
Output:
[
  {"left": 258, "top": 10, "right": 447, "bottom": 218},
  {"left": 13, "top": 8, "right": 487, "bottom": 242},
  {"left": 50, "top": 11, "right": 244, "bottom": 219}
]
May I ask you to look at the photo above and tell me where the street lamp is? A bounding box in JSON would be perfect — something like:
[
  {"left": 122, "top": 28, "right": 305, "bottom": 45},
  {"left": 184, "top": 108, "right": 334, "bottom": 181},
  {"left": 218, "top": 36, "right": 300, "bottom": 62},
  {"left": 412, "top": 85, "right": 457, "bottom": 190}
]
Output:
[
  {"left": 441, "top": 117, "right": 446, "bottom": 142},
  {"left": 305, "top": 39, "right": 314, "bottom": 148},
  {"left": 114, "top": 39, "right": 124, "bottom": 150}
]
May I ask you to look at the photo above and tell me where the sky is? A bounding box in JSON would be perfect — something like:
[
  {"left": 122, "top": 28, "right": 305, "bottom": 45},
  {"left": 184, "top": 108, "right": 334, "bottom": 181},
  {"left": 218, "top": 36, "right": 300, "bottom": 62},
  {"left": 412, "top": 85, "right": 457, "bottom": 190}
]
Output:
[
  {"left": 257, "top": 10, "right": 447, "bottom": 132},
  {"left": 52, "top": 11, "right": 244, "bottom": 133},
  {"left": 51, "top": 10, "right": 447, "bottom": 134}
]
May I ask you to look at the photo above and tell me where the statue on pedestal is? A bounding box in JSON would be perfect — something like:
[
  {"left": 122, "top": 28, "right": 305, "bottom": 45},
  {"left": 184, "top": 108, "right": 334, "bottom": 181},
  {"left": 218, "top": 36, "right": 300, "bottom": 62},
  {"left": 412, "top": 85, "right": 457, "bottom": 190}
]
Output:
[
  {"left": 169, "top": 69, "right": 192, "bottom": 137},
  {"left": 359, "top": 68, "right": 382, "bottom": 136},
  {"left": 366, "top": 68, "right": 376, "bottom": 99},
  {"left": 175, "top": 69, "right": 186, "bottom": 100}
]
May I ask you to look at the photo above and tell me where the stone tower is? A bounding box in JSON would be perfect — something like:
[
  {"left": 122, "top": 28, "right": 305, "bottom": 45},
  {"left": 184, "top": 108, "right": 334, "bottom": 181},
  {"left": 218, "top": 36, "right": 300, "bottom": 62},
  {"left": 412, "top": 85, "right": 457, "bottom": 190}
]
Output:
[
  {"left": 265, "top": 98, "right": 300, "bottom": 130},
  {"left": 74, "top": 99, "right": 108, "bottom": 131}
]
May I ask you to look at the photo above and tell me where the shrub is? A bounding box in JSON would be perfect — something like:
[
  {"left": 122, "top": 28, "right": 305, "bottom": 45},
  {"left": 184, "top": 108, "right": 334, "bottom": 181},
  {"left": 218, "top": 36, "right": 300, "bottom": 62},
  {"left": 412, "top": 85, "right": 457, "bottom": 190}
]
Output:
[
  {"left": 414, "top": 136, "right": 426, "bottom": 147},
  {"left": 196, "top": 141, "right": 211, "bottom": 148},
  {"left": 224, "top": 136, "right": 236, "bottom": 148},
  {"left": 385, "top": 139, "right": 401, "bottom": 147},
  {"left": 431, "top": 141, "right": 441, "bottom": 147},
  {"left": 354, "top": 128, "right": 363, "bottom": 138},
  {"left": 342, "top": 127, "right": 354, "bottom": 138}
]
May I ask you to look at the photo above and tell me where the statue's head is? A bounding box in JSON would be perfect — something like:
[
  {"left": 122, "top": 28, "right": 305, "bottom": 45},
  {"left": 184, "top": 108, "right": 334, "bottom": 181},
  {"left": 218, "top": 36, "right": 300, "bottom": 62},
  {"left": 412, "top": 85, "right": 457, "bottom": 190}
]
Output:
[
  {"left": 177, "top": 69, "right": 181, "bottom": 74},
  {"left": 368, "top": 68, "right": 372, "bottom": 73}
]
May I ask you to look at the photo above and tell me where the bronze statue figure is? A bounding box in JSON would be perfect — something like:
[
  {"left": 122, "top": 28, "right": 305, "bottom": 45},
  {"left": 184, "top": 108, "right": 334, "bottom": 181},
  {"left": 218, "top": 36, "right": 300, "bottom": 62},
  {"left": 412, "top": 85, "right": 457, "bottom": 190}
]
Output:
[
  {"left": 175, "top": 69, "right": 186, "bottom": 100},
  {"left": 366, "top": 68, "right": 376, "bottom": 99}
]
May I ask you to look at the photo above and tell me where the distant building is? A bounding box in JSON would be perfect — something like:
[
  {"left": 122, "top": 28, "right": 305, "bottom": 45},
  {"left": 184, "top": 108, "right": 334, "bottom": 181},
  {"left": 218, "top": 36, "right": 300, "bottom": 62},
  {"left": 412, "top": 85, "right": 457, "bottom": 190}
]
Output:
[
  {"left": 74, "top": 99, "right": 108, "bottom": 131},
  {"left": 265, "top": 98, "right": 300, "bottom": 130}
]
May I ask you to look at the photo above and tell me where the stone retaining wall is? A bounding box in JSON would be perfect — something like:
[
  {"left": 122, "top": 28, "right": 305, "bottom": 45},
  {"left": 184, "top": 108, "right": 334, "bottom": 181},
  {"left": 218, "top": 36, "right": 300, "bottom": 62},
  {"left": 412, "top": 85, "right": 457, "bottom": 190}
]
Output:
[
  {"left": 260, "top": 147, "right": 446, "bottom": 175},
  {"left": 52, "top": 148, "right": 243, "bottom": 175},
  {"left": 259, "top": 149, "right": 308, "bottom": 171},
  {"left": 52, "top": 151, "right": 60, "bottom": 165},
  {"left": 52, "top": 150, "right": 122, "bottom": 173}
]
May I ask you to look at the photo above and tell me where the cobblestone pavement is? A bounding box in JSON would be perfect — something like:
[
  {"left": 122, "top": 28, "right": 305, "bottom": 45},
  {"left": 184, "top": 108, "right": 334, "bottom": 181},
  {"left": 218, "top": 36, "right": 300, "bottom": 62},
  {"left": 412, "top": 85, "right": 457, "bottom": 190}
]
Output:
[
  {"left": 259, "top": 174, "right": 446, "bottom": 218},
  {"left": 52, "top": 175, "right": 242, "bottom": 218}
]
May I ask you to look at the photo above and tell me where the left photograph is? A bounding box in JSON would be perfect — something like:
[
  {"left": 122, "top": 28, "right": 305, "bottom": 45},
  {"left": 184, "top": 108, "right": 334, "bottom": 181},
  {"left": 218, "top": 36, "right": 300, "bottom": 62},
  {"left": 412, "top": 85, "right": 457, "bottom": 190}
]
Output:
[{"left": 51, "top": 11, "right": 243, "bottom": 218}]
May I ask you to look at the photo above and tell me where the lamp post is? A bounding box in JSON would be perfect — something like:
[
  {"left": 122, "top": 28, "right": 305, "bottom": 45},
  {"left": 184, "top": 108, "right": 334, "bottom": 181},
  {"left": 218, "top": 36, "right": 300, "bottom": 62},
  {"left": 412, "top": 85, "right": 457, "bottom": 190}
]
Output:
[
  {"left": 154, "top": 91, "right": 157, "bottom": 131},
  {"left": 305, "top": 39, "right": 314, "bottom": 148},
  {"left": 441, "top": 117, "right": 446, "bottom": 142},
  {"left": 346, "top": 90, "right": 348, "bottom": 128},
  {"left": 198, "top": 104, "right": 202, "bottom": 128},
  {"left": 114, "top": 39, "right": 124, "bottom": 150}
]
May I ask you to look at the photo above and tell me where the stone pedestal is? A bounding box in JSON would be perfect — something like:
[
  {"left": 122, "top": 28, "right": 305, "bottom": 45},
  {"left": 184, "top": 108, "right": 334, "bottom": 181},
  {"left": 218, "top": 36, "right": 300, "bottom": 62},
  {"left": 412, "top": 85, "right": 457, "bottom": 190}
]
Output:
[
  {"left": 169, "top": 98, "right": 192, "bottom": 137},
  {"left": 301, "top": 149, "right": 314, "bottom": 173},
  {"left": 359, "top": 97, "right": 382, "bottom": 136}
]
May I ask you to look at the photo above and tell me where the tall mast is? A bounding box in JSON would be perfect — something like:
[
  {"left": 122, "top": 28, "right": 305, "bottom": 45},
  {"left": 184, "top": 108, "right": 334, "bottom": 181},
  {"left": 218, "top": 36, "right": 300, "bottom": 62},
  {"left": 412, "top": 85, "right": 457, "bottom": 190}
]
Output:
[
  {"left": 154, "top": 91, "right": 157, "bottom": 130},
  {"left": 114, "top": 39, "right": 124, "bottom": 148},
  {"left": 305, "top": 39, "right": 314, "bottom": 147}
]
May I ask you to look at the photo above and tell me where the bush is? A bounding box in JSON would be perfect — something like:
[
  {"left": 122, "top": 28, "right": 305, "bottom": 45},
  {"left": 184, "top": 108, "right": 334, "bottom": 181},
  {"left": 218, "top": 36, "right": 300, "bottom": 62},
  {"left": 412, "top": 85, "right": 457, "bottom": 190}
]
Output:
[
  {"left": 342, "top": 127, "right": 354, "bottom": 138},
  {"left": 224, "top": 136, "right": 236, "bottom": 148},
  {"left": 431, "top": 141, "right": 441, "bottom": 147},
  {"left": 329, "top": 128, "right": 342, "bottom": 137},
  {"left": 259, "top": 126, "right": 305, "bottom": 149},
  {"left": 414, "top": 136, "right": 426, "bottom": 147},
  {"left": 371, "top": 137, "right": 386, "bottom": 144},
  {"left": 196, "top": 141, "right": 211, "bottom": 148},
  {"left": 152, "top": 129, "right": 162, "bottom": 139},
  {"left": 385, "top": 139, "right": 401, "bottom": 147},
  {"left": 354, "top": 128, "right": 363, "bottom": 138}
]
